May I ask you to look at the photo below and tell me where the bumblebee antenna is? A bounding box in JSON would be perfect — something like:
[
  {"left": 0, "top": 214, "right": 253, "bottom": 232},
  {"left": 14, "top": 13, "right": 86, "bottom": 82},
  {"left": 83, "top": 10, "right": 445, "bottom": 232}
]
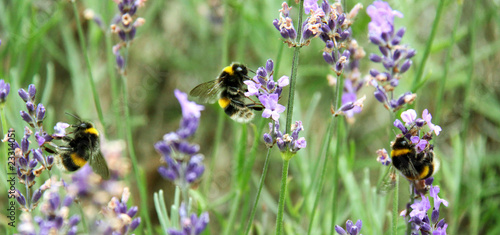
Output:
[{"left": 65, "top": 112, "right": 82, "bottom": 122}]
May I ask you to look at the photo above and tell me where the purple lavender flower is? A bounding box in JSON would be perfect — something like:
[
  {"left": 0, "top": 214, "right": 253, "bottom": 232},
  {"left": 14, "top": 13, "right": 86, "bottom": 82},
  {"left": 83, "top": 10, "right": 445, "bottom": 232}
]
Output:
[
  {"left": 167, "top": 203, "right": 209, "bottom": 235},
  {"left": 403, "top": 183, "right": 449, "bottom": 234},
  {"left": 275, "top": 121, "right": 307, "bottom": 155},
  {"left": 111, "top": 0, "right": 146, "bottom": 72},
  {"left": 304, "top": 0, "right": 319, "bottom": 14},
  {"left": 97, "top": 187, "right": 141, "bottom": 234},
  {"left": 244, "top": 59, "right": 289, "bottom": 121},
  {"left": 156, "top": 90, "right": 206, "bottom": 188},
  {"left": 335, "top": 219, "right": 363, "bottom": 235},
  {"left": 376, "top": 149, "right": 391, "bottom": 166},
  {"left": 367, "top": 1, "right": 416, "bottom": 111},
  {"left": 394, "top": 109, "right": 441, "bottom": 154},
  {"left": 0, "top": 79, "right": 10, "bottom": 104},
  {"left": 274, "top": 2, "right": 298, "bottom": 46}
]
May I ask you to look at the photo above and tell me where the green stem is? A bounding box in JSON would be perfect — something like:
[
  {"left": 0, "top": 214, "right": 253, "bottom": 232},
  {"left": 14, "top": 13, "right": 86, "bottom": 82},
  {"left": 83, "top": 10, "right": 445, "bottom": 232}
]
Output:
[
  {"left": 120, "top": 71, "right": 153, "bottom": 234},
  {"left": 275, "top": 158, "right": 290, "bottom": 235},
  {"left": 284, "top": 0, "right": 304, "bottom": 134},
  {"left": 392, "top": 174, "right": 399, "bottom": 235},
  {"left": 307, "top": 116, "right": 334, "bottom": 235},
  {"left": 71, "top": 1, "right": 105, "bottom": 132},
  {"left": 244, "top": 148, "right": 271, "bottom": 235},
  {"left": 77, "top": 200, "right": 89, "bottom": 233},
  {"left": 434, "top": 1, "right": 463, "bottom": 124},
  {"left": 329, "top": 73, "right": 345, "bottom": 235},
  {"left": 411, "top": 0, "right": 445, "bottom": 92}
]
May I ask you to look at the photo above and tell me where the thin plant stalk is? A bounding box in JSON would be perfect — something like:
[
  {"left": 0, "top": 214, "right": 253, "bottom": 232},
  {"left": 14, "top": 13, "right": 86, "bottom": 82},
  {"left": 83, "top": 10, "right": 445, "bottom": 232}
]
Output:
[
  {"left": 329, "top": 73, "right": 345, "bottom": 234},
  {"left": 244, "top": 148, "right": 271, "bottom": 235},
  {"left": 411, "top": 0, "right": 445, "bottom": 92},
  {"left": 275, "top": 158, "right": 290, "bottom": 235},
  {"left": 70, "top": 1, "right": 105, "bottom": 132},
  {"left": 393, "top": 174, "right": 399, "bottom": 235},
  {"left": 276, "top": 1, "right": 305, "bottom": 234},
  {"left": 119, "top": 51, "right": 153, "bottom": 233}
]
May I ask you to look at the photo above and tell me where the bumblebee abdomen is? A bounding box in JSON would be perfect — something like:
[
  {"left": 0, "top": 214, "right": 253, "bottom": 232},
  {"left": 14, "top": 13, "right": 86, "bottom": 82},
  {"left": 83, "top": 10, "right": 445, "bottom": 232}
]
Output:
[
  {"left": 60, "top": 152, "right": 88, "bottom": 172},
  {"left": 223, "top": 103, "right": 254, "bottom": 123}
]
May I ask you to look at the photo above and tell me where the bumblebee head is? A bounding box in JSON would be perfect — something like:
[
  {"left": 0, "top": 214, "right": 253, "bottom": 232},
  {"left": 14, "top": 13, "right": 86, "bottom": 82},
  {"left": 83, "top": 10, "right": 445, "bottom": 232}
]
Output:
[
  {"left": 74, "top": 121, "right": 93, "bottom": 130},
  {"left": 232, "top": 63, "right": 248, "bottom": 76}
]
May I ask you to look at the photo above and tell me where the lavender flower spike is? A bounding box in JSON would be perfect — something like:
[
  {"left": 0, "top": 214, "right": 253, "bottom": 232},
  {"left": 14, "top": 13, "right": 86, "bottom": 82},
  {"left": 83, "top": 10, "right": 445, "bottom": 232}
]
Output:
[
  {"left": 0, "top": 79, "right": 10, "bottom": 104},
  {"left": 335, "top": 219, "right": 363, "bottom": 235},
  {"left": 167, "top": 203, "right": 209, "bottom": 235}
]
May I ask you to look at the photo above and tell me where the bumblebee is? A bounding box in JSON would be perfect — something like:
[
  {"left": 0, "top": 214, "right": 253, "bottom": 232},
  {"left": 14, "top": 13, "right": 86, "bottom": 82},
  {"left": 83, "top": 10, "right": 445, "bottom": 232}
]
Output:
[
  {"left": 377, "top": 136, "right": 438, "bottom": 194},
  {"left": 391, "top": 136, "right": 436, "bottom": 181},
  {"left": 189, "top": 63, "right": 263, "bottom": 123},
  {"left": 53, "top": 115, "right": 110, "bottom": 179}
]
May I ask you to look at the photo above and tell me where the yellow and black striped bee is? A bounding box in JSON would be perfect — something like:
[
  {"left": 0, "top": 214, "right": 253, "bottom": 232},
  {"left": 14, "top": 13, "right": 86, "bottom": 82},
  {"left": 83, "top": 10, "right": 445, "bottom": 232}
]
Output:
[
  {"left": 54, "top": 114, "right": 110, "bottom": 179},
  {"left": 378, "top": 136, "right": 438, "bottom": 195},
  {"left": 189, "top": 63, "right": 263, "bottom": 123}
]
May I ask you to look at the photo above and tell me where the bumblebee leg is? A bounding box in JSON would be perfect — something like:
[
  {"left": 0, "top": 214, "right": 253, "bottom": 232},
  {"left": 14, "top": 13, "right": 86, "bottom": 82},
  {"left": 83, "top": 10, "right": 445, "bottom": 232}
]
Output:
[{"left": 246, "top": 103, "right": 264, "bottom": 111}]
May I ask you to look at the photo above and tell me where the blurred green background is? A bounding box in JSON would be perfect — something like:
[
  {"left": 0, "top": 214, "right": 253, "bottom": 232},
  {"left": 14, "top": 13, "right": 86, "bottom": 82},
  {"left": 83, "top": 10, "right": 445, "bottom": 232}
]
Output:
[{"left": 1, "top": 0, "right": 499, "bottom": 234}]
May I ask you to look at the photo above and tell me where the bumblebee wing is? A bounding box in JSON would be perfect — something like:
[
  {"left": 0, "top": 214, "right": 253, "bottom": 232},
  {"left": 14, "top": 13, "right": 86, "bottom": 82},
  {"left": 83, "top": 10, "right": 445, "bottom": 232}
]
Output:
[
  {"left": 90, "top": 151, "right": 110, "bottom": 180},
  {"left": 189, "top": 80, "right": 221, "bottom": 104},
  {"left": 376, "top": 165, "right": 396, "bottom": 195}
]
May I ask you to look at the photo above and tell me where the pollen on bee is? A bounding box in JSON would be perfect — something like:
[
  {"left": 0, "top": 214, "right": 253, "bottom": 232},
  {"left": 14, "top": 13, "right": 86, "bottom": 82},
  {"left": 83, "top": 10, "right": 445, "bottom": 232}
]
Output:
[
  {"left": 84, "top": 127, "right": 99, "bottom": 136},
  {"left": 218, "top": 97, "right": 231, "bottom": 108}
]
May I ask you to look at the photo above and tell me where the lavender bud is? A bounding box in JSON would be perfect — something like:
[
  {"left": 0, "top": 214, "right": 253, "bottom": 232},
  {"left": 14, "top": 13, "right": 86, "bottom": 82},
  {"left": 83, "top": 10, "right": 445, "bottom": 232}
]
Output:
[
  {"left": 116, "top": 54, "right": 125, "bottom": 69},
  {"left": 31, "top": 189, "right": 42, "bottom": 204},
  {"left": 341, "top": 50, "right": 351, "bottom": 59},
  {"left": 399, "top": 59, "right": 412, "bottom": 73},
  {"left": 406, "top": 49, "right": 416, "bottom": 59},
  {"left": 379, "top": 46, "right": 390, "bottom": 56},
  {"left": 337, "top": 13, "right": 346, "bottom": 25},
  {"left": 276, "top": 138, "right": 286, "bottom": 152},
  {"left": 323, "top": 52, "right": 334, "bottom": 65},
  {"left": 321, "top": 24, "right": 331, "bottom": 34},
  {"left": 21, "top": 137, "right": 29, "bottom": 153},
  {"left": 355, "top": 220, "right": 362, "bottom": 232},
  {"left": 28, "top": 84, "right": 36, "bottom": 99},
  {"left": 416, "top": 118, "right": 425, "bottom": 127},
  {"left": 128, "top": 27, "right": 137, "bottom": 41},
  {"left": 383, "top": 59, "right": 395, "bottom": 71},
  {"left": 396, "top": 27, "right": 406, "bottom": 38},
  {"left": 69, "top": 215, "right": 81, "bottom": 227},
  {"left": 328, "top": 19, "right": 335, "bottom": 32},
  {"left": 36, "top": 103, "right": 46, "bottom": 122},
  {"left": 280, "top": 28, "right": 290, "bottom": 39},
  {"left": 54, "top": 216, "right": 64, "bottom": 229},
  {"left": 389, "top": 99, "right": 398, "bottom": 108},
  {"left": 369, "top": 69, "right": 380, "bottom": 77},
  {"left": 369, "top": 54, "right": 382, "bottom": 63},
  {"left": 350, "top": 226, "right": 359, "bottom": 235},
  {"left": 272, "top": 19, "right": 280, "bottom": 30},
  {"left": 19, "top": 157, "right": 28, "bottom": 168},
  {"left": 334, "top": 225, "right": 347, "bottom": 235},
  {"left": 129, "top": 4, "right": 138, "bottom": 16},
  {"left": 47, "top": 155, "right": 54, "bottom": 166},
  {"left": 340, "top": 29, "right": 351, "bottom": 41},
  {"left": 28, "top": 159, "right": 38, "bottom": 169},
  {"left": 127, "top": 206, "right": 138, "bottom": 217},
  {"left": 321, "top": 0, "right": 330, "bottom": 14},
  {"left": 118, "top": 30, "right": 126, "bottom": 41},
  {"left": 393, "top": 49, "right": 402, "bottom": 61},
  {"left": 18, "top": 89, "right": 29, "bottom": 102},
  {"left": 49, "top": 194, "right": 60, "bottom": 210},
  {"left": 425, "top": 177, "right": 434, "bottom": 185},
  {"left": 374, "top": 89, "right": 387, "bottom": 103},
  {"left": 335, "top": 61, "right": 344, "bottom": 73},
  {"left": 63, "top": 195, "right": 73, "bottom": 207},
  {"left": 381, "top": 32, "right": 390, "bottom": 43},
  {"left": 263, "top": 133, "right": 273, "bottom": 146},
  {"left": 391, "top": 36, "right": 401, "bottom": 45},
  {"left": 326, "top": 40, "right": 334, "bottom": 49},
  {"left": 267, "top": 81, "right": 275, "bottom": 90},
  {"left": 27, "top": 171, "right": 35, "bottom": 182},
  {"left": 130, "top": 217, "right": 141, "bottom": 231},
  {"left": 288, "top": 28, "right": 297, "bottom": 40},
  {"left": 390, "top": 79, "right": 399, "bottom": 87},
  {"left": 421, "top": 222, "right": 432, "bottom": 232},
  {"left": 16, "top": 191, "right": 26, "bottom": 206},
  {"left": 369, "top": 35, "right": 384, "bottom": 45},
  {"left": 266, "top": 59, "right": 274, "bottom": 73},
  {"left": 302, "top": 28, "right": 313, "bottom": 40},
  {"left": 431, "top": 209, "right": 440, "bottom": 224},
  {"left": 26, "top": 101, "right": 35, "bottom": 114},
  {"left": 340, "top": 102, "right": 355, "bottom": 112},
  {"left": 436, "top": 219, "right": 446, "bottom": 228}
]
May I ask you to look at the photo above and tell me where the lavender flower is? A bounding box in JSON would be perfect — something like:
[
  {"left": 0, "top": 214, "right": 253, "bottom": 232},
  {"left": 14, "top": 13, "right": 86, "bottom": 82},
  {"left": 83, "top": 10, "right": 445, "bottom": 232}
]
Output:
[
  {"left": 367, "top": 1, "right": 416, "bottom": 111},
  {"left": 18, "top": 180, "right": 80, "bottom": 235},
  {"left": 97, "top": 187, "right": 141, "bottom": 234},
  {"left": 273, "top": 2, "right": 299, "bottom": 47},
  {"left": 376, "top": 148, "right": 391, "bottom": 166},
  {"left": 167, "top": 203, "right": 209, "bottom": 235},
  {"left": 244, "top": 59, "right": 289, "bottom": 122},
  {"left": 274, "top": 121, "right": 307, "bottom": 158},
  {"left": 0, "top": 79, "right": 10, "bottom": 104},
  {"left": 335, "top": 219, "right": 363, "bottom": 235},
  {"left": 395, "top": 109, "right": 442, "bottom": 154},
  {"left": 402, "top": 184, "right": 449, "bottom": 234},
  {"left": 111, "top": 0, "right": 147, "bottom": 71},
  {"left": 156, "top": 90, "right": 205, "bottom": 188}
]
